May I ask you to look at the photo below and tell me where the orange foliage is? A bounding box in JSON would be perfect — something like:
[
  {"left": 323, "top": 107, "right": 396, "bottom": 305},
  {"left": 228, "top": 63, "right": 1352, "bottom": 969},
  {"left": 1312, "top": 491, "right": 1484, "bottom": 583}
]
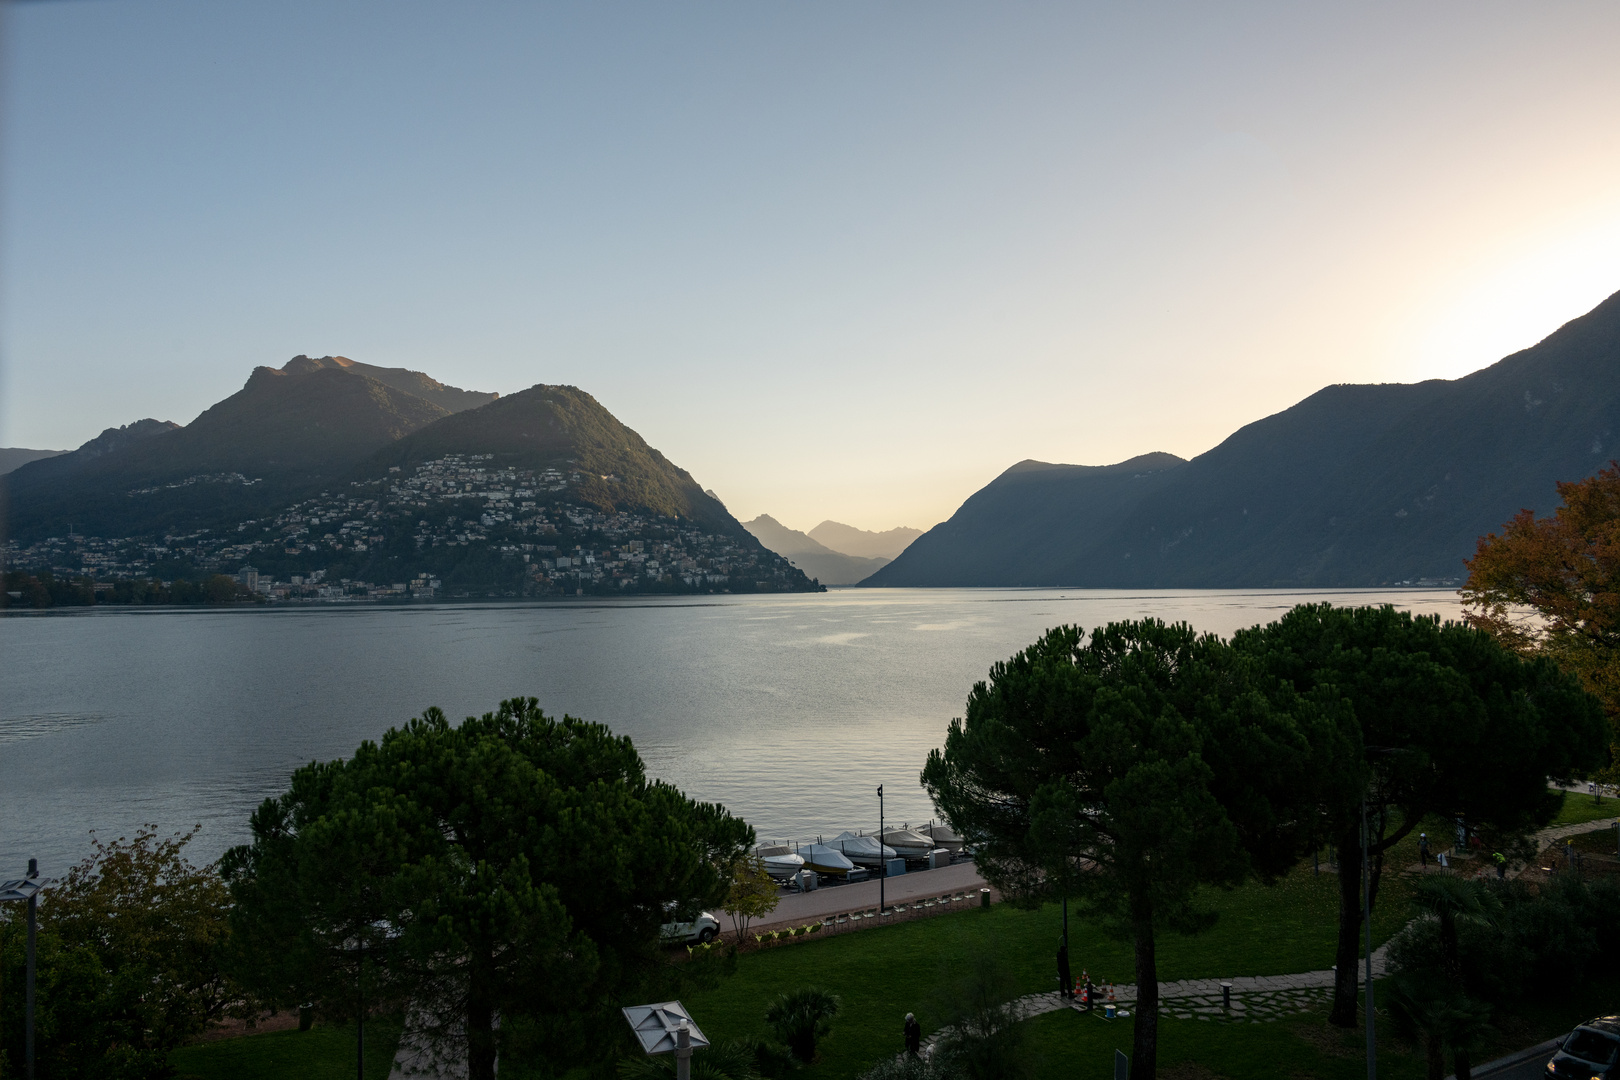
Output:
[{"left": 1463, "top": 462, "right": 1620, "bottom": 769}]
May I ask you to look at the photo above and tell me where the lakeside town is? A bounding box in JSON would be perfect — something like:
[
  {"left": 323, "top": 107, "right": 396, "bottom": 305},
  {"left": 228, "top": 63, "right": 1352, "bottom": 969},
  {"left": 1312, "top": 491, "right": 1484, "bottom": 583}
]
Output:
[{"left": 2, "top": 453, "right": 816, "bottom": 601}]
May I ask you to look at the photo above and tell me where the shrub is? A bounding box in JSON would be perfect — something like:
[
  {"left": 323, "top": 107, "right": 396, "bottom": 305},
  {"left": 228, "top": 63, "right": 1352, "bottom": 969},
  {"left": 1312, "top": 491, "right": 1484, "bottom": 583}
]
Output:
[
  {"left": 765, "top": 987, "right": 840, "bottom": 1063},
  {"left": 928, "top": 949, "right": 1032, "bottom": 1080}
]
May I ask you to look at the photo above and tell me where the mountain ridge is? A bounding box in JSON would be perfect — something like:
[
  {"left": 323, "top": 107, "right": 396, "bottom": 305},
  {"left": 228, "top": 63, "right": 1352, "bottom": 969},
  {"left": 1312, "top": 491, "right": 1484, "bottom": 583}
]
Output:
[
  {"left": 741, "top": 514, "right": 891, "bottom": 585},
  {"left": 806, "top": 520, "right": 922, "bottom": 560},
  {"left": 3, "top": 354, "right": 817, "bottom": 597},
  {"left": 867, "top": 289, "right": 1620, "bottom": 588}
]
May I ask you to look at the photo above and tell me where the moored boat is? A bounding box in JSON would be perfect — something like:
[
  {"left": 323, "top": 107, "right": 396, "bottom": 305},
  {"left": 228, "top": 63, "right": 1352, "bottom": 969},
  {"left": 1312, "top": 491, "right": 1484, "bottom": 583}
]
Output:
[
  {"left": 797, "top": 842, "right": 858, "bottom": 875},
  {"left": 875, "top": 828, "right": 935, "bottom": 859},
  {"left": 755, "top": 847, "right": 807, "bottom": 879},
  {"left": 921, "top": 821, "right": 964, "bottom": 852},
  {"left": 829, "top": 831, "right": 897, "bottom": 866}
]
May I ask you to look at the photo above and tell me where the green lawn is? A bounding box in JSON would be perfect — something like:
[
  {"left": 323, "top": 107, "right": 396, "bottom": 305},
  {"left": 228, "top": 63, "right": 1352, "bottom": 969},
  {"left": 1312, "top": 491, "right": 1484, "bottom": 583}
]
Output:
[
  {"left": 1022, "top": 973, "right": 1620, "bottom": 1080},
  {"left": 1553, "top": 790, "right": 1619, "bottom": 827},
  {"left": 684, "top": 860, "right": 1414, "bottom": 1080},
  {"left": 1565, "top": 825, "right": 1620, "bottom": 857},
  {"left": 170, "top": 1017, "right": 402, "bottom": 1080}
]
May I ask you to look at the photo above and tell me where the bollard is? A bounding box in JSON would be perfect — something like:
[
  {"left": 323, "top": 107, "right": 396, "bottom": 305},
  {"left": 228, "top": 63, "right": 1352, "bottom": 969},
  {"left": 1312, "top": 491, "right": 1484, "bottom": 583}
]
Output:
[
  {"left": 675, "top": 1021, "right": 692, "bottom": 1080},
  {"left": 1221, "top": 982, "right": 1232, "bottom": 1010},
  {"left": 979, "top": 887, "right": 990, "bottom": 909}
]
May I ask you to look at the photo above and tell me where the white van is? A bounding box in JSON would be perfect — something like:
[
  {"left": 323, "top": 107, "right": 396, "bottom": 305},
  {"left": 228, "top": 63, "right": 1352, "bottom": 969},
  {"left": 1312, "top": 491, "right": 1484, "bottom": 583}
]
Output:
[{"left": 659, "top": 910, "right": 721, "bottom": 945}]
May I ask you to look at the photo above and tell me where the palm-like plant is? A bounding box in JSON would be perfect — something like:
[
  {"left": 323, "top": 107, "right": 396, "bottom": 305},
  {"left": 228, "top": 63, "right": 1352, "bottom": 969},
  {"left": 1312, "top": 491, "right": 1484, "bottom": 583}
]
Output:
[
  {"left": 1384, "top": 967, "right": 1492, "bottom": 1080},
  {"left": 1399, "top": 875, "right": 1501, "bottom": 1080},
  {"left": 765, "top": 987, "right": 841, "bottom": 1063}
]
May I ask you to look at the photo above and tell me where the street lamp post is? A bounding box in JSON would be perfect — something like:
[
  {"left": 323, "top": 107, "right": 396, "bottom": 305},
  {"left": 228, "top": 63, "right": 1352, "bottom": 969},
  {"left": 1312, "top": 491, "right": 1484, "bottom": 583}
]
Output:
[
  {"left": 623, "top": 1001, "right": 709, "bottom": 1080},
  {"left": 878, "top": 785, "right": 885, "bottom": 914},
  {"left": 1357, "top": 745, "right": 1411, "bottom": 1080},
  {"left": 1, "top": 859, "right": 56, "bottom": 1080},
  {"left": 1362, "top": 798, "right": 1376, "bottom": 1080},
  {"left": 357, "top": 929, "right": 365, "bottom": 1080}
]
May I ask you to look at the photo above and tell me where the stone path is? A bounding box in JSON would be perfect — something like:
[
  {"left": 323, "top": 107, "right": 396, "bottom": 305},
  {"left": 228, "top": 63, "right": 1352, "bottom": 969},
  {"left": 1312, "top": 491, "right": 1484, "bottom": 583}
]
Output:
[{"left": 917, "top": 943, "right": 1390, "bottom": 1056}]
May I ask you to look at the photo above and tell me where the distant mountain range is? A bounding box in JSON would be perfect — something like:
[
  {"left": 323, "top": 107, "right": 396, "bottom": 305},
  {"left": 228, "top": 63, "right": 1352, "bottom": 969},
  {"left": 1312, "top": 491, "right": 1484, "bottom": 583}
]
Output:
[
  {"left": 2, "top": 356, "right": 815, "bottom": 597},
  {"left": 742, "top": 515, "right": 894, "bottom": 585},
  {"left": 0, "top": 448, "right": 67, "bottom": 476},
  {"left": 807, "top": 521, "right": 922, "bottom": 561},
  {"left": 868, "top": 288, "right": 1620, "bottom": 588}
]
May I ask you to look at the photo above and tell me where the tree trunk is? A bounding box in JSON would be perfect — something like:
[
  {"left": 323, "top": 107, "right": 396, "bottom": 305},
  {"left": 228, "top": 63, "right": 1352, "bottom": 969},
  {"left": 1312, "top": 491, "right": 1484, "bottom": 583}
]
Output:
[
  {"left": 1453, "top": 1048, "right": 1472, "bottom": 1080},
  {"left": 467, "top": 952, "right": 498, "bottom": 1080},
  {"left": 1130, "top": 892, "right": 1158, "bottom": 1080},
  {"left": 1330, "top": 834, "right": 1362, "bottom": 1027},
  {"left": 1426, "top": 1030, "right": 1445, "bottom": 1080}
]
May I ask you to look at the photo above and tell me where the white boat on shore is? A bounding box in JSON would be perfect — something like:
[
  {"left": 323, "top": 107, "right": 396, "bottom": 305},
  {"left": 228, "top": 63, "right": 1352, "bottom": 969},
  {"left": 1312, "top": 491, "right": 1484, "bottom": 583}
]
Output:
[
  {"left": 922, "top": 822, "right": 964, "bottom": 852},
  {"left": 829, "top": 831, "right": 898, "bottom": 867},
  {"left": 875, "top": 828, "right": 936, "bottom": 859},
  {"left": 797, "top": 842, "right": 858, "bottom": 875},
  {"left": 755, "top": 847, "right": 807, "bottom": 879}
]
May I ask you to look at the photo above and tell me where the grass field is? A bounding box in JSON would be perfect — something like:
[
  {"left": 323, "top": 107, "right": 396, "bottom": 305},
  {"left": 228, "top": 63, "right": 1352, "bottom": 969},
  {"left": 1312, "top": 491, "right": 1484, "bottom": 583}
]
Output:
[
  {"left": 1553, "top": 791, "right": 1620, "bottom": 827},
  {"left": 169, "top": 1017, "right": 402, "bottom": 1080},
  {"left": 684, "top": 857, "right": 1416, "bottom": 1080},
  {"left": 161, "top": 812, "right": 1609, "bottom": 1079}
]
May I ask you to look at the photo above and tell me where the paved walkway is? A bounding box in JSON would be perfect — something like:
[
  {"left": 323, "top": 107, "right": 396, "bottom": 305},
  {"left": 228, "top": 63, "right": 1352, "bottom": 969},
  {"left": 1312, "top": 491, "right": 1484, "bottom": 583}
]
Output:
[
  {"left": 918, "top": 944, "right": 1390, "bottom": 1058},
  {"left": 746, "top": 861, "right": 990, "bottom": 932}
]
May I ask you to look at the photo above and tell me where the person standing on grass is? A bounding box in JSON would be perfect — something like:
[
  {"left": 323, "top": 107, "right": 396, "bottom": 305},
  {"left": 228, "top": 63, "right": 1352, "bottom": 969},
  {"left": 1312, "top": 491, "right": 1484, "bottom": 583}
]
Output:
[
  {"left": 904, "top": 1012, "right": 921, "bottom": 1056},
  {"left": 1419, "top": 833, "right": 1429, "bottom": 867},
  {"left": 1057, "top": 935, "right": 1072, "bottom": 1000}
]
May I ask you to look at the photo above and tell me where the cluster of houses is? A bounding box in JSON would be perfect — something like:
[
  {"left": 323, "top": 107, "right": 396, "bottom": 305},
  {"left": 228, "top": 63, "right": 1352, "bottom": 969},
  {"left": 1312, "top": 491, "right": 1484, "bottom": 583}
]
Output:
[{"left": 4, "top": 453, "right": 814, "bottom": 599}]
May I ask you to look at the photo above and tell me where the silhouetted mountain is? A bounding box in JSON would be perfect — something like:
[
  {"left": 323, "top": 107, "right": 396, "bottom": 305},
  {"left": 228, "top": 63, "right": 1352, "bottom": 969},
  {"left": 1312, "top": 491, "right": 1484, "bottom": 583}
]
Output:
[
  {"left": 73, "top": 419, "right": 181, "bottom": 460},
  {"left": 363, "top": 384, "right": 743, "bottom": 536},
  {"left": 292, "top": 355, "right": 498, "bottom": 414},
  {"left": 0, "top": 448, "right": 69, "bottom": 476},
  {"left": 4, "top": 357, "right": 455, "bottom": 541},
  {"left": 868, "top": 289, "right": 1620, "bottom": 588},
  {"left": 4, "top": 359, "right": 815, "bottom": 595},
  {"left": 742, "top": 514, "right": 890, "bottom": 584},
  {"left": 807, "top": 520, "right": 923, "bottom": 560}
]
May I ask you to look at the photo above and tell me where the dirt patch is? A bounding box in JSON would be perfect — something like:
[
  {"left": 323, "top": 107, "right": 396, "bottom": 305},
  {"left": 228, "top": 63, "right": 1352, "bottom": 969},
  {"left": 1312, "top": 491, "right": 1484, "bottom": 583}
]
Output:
[
  {"left": 1291, "top": 1018, "right": 1365, "bottom": 1060},
  {"left": 1160, "top": 1062, "right": 1229, "bottom": 1080},
  {"left": 191, "top": 1010, "right": 300, "bottom": 1042}
]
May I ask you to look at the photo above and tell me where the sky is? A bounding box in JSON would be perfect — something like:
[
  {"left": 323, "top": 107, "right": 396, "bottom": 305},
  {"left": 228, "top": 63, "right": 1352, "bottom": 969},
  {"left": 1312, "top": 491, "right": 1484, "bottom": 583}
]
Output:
[{"left": 5, "top": 2, "right": 1620, "bottom": 533}]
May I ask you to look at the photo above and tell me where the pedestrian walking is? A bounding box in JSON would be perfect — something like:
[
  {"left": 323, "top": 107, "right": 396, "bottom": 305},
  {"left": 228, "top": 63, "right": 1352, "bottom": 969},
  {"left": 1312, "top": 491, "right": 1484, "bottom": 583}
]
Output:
[
  {"left": 1494, "top": 851, "right": 1507, "bottom": 879},
  {"left": 1419, "top": 833, "right": 1429, "bottom": 867},
  {"left": 904, "top": 1012, "right": 921, "bottom": 1056},
  {"left": 1057, "top": 936, "right": 1072, "bottom": 1000}
]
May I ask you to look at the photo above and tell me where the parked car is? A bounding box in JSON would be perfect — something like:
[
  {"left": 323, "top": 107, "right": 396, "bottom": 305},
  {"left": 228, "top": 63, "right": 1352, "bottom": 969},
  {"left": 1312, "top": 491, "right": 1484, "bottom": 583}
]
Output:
[
  {"left": 660, "top": 909, "right": 721, "bottom": 945},
  {"left": 1547, "top": 1016, "right": 1620, "bottom": 1078}
]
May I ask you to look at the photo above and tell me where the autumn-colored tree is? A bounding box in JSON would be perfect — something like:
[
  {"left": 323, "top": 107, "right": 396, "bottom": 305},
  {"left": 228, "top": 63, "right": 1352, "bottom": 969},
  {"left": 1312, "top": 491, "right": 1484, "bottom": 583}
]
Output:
[
  {"left": 722, "top": 856, "right": 779, "bottom": 940},
  {"left": 1462, "top": 462, "right": 1620, "bottom": 772},
  {"left": 1, "top": 826, "right": 237, "bottom": 1079}
]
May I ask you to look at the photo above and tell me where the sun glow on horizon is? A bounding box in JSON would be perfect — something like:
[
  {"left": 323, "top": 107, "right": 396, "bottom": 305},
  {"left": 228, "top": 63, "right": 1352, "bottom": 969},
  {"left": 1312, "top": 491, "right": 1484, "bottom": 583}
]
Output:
[{"left": 1411, "top": 204, "right": 1620, "bottom": 383}]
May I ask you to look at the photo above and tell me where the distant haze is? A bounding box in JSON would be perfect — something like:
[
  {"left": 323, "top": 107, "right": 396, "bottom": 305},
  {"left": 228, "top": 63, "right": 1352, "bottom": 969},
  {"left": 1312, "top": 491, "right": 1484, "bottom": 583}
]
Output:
[
  {"left": 0, "top": 448, "right": 67, "bottom": 476},
  {"left": 808, "top": 521, "right": 921, "bottom": 561},
  {"left": 7, "top": 3, "right": 1620, "bottom": 529},
  {"left": 741, "top": 515, "right": 891, "bottom": 586}
]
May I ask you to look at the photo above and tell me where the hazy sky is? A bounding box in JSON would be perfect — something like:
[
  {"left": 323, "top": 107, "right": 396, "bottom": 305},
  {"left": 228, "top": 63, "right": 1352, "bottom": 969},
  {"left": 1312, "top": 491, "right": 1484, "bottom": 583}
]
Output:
[{"left": 6, "top": 2, "right": 1620, "bottom": 532}]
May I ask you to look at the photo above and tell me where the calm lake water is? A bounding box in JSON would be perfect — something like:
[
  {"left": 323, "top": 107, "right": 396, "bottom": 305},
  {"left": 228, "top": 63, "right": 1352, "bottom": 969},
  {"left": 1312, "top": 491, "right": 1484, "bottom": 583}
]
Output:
[{"left": 0, "top": 587, "right": 1464, "bottom": 874}]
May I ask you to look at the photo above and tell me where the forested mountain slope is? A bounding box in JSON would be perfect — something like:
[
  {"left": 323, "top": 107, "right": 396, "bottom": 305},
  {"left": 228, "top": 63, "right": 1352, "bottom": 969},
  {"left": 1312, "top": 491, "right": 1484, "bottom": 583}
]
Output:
[{"left": 868, "top": 288, "right": 1620, "bottom": 587}]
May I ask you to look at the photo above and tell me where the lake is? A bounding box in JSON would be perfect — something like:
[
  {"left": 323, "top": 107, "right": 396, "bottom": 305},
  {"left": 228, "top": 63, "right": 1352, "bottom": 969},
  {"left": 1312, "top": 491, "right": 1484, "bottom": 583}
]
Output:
[{"left": 0, "top": 587, "right": 1464, "bottom": 874}]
